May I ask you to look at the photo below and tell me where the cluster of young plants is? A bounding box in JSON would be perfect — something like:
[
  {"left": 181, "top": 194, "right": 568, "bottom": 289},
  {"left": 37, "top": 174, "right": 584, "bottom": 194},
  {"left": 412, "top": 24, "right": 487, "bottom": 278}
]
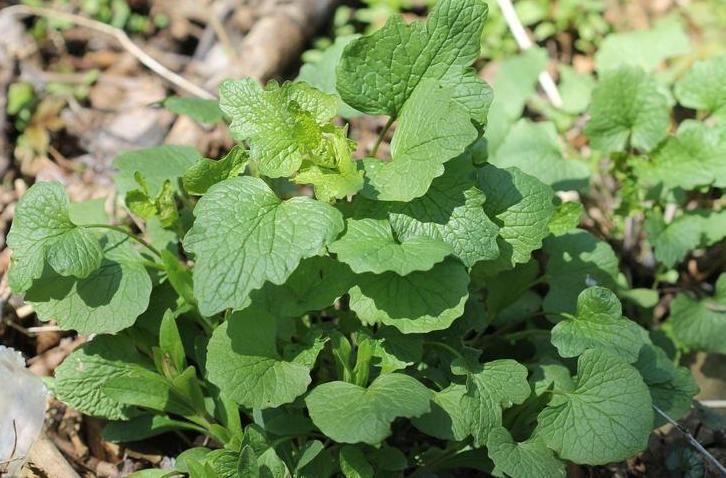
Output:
[{"left": 7, "top": 0, "right": 716, "bottom": 476}]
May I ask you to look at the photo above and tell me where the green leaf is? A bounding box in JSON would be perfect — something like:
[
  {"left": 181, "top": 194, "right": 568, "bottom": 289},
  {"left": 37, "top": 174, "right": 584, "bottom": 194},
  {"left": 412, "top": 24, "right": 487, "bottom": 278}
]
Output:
[
  {"left": 387, "top": 154, "right": 499, "bottom": 267},
  {"left": 218, "top": 79, "right": 337, "bottom": 178},
  {"left": 454, "top": 359, "right": 531, "bottom": 447},
  {"left": 183, "top": 176, "right": 344, "bottom": 316},
  {"left": 54, "top": 335, "right": 149, "bottom": 420},
  {"left": 489, "top": 119, "right": 589, "bottom": 191},
  {"left": 159, "top": 310, "right": 186, "bottom": 374},
  {"left": 360, "top": 80, "right": 479, "bottom": 201},
  {"left": 487, "top": 426, "right": 565, "bottom": 478},
  {"left": 103, "top": 414, "right": 204, "bottom": 442},
  {"left": 674, "top": 55, "right": 726, "bottom": 117},
  {"left": 238, "top": 446, "right": 260, "bottom": 478},
  {"left": 339, "top": 446, "right": 374, "bottom": 478},
  {"left": 535, "top": 349, "right": 653, "bottom": 465},
  {"left": 305, "top": 373, "right": 431, "bottom": 444},
  {"left": 25, "top": 232, "right": 153, "bottom": 334},
  {"left": 113, "top": 145, "right": 201, "bottom": 197},
  {"left": 336, "top": 0, "right": 491, "bottom": 123},
  {"left": 669, "top": 274, "right": 726, "bottom": 354},
  {"left": 585, "top": 66, "right": 670, "bottom": 152},
  {"left": 368, "top": 327, "right": 424, "bottom": 373},
  {"left": 551, "top": 287, "right": 650, "bottom": 362},
  {"left": 68, "top": 197, "right": 110, "bottom": 225},
  {"left": 182, "top": 145, "right": 249, "bottom": 195},
  {"left": 412, "top": 384, "right": 470, "bottom": 441},
  {"left": 646, "top": 209, "right": 726, "bottom": 267},
  {"left": 543, "top": 230, "right": 620, "bottom": 314},
  {"left": 163, "top": 96, "right": 223, "bottom": 124},
  {"left": 634, "top": 121, "right": 726, "bottom": 191},
  {"left": 249, "top": 255, "right": 354, "bottom": 318},
  {"left": 330, "top": 218, "right": 451, "bottom": 275},
  {"left": 549, "top": 201, "right": 583, "bottom": 236},
  {"left": 206, "top": 309, "right": 323, "bottom": 409},
  {"left": 297, "top": 35, "right": 361, "bottom": 118},
  {"left": 103, "top": 369, "right": 196, "bottom": 416},
  {"left": 348, "top": 259, "right": 469, "bottom": 334},
  {"left": 635, "top": 344, "right": 699, "bottom": 427},
  {"left": 594, "top": 21, "right": 689, "bottom": 73},
  {"left": 7, "top": 181, "right": 103, "bottom": 292},
  {"left": 477, "top": 165, "right": 556, "bottom": 271}
]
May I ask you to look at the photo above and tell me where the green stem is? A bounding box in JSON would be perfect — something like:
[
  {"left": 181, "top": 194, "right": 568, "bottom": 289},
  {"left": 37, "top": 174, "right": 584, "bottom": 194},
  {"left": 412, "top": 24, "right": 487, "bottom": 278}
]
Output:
[
  {"left": 85, "top": 224, "right": 161, "bottom": 257},
  {"left": 498, "top": 329, "right": 551, "bottom": 343},
  {"left": 424, "top": 341, "right": 465, "bottom": 361},
  {"left": 371, "top": 116, "right": 395, "bottom": 157}
]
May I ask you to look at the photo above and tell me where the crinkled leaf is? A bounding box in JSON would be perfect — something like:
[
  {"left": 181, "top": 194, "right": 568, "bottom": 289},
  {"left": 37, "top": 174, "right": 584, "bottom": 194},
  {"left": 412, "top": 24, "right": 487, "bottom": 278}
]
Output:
[
  {"left": 453, "top": 359, "right": 531, "bottom": 447},
  {"left": 330, "top": 218, "right": 451, "bottom": 275},
  {"left": 549, "top": 201, "right": 583, "bottom": 236},
  {"left": 535, "top": 349, "right": 653, "bottom": 465},
  {"left": 477, "top": 165, "right": 556, "bottom": 271},
  {"left": 489, "top": 119, "right": 589, "bottom": 191},
  {"left": 206, "top": 309, "right": 324, "bottom": 409},
  {"left": 26, "top": 232, "right": 153, "bottom": 334},
  {"left": 675, "top": 55, "right": 726, "bottom": 117},
  {"left": 182, "top": 145, "right": 248, "bottom": 195},
  {"left": 183, "top": 176, "right": 344, "bottom": 316},
  {"left": 305, "top": 373, "right": 431, "bottom": 444},
  {"left": 634, "top": 121, "right": 726, "bottom": 191},
  {"left": 336, "top": 0, "right": 491, "bottom": 123},
  {"left": 585, "top": 66, "right": 670, "bottom": 152},
  {"left": 551, "top": 286, "right": 650, "bottom": 362},
  {"left": 218, "top": 79, "right": 337, "bottom": 178},
  {"left": 348, "top": 259, "right": 469, "bottom": 334},
  {"left": 487, "top": 426, "right": 565, "bottom": 478},
  {"left": 297, "top": 35, "right": 361, "bottom": 118},
  {"left": 54, "top": 335, "right": 149, "bottom": 420},
  {"left": 635, "top": 344, "right": 699, "bottom": 427},
  {"left": 360, "top": 80, "right": 478, "bottom": 201},
  {"left": 388, "top": 154, "right": 499, "bottom": 267},
  {"left": 113, "top": 145, "right": 201, "bottom": 197},
  {"left": 7, "top": 181, "right": 103, "bottom": 291},
  {"left": 543, "top": 230, "right": 620, "bottom": 314},
  {"left": 249, "top": 255, "right": 354, "bottom": 318},
  {"left": 669, "top": 274, "right": 726, "bottom": 354}
]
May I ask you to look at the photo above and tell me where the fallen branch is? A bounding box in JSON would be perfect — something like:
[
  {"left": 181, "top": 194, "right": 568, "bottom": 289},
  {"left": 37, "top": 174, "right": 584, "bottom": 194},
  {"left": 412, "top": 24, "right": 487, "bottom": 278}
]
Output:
[{"left": 0, "top": 4, "right": 215, "bottom": 99}]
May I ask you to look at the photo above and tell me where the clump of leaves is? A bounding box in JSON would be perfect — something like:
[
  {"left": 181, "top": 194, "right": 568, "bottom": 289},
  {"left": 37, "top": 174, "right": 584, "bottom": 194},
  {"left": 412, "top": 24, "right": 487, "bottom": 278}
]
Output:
[{"left": 8, "top": 1, "right": 703, "bottom": 476}]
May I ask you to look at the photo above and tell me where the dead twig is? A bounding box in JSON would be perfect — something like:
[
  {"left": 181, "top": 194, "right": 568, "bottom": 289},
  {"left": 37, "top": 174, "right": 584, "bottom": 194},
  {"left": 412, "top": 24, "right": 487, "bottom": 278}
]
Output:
[{"left": 0, "top": 4, "right": 215, "bottom": 100}]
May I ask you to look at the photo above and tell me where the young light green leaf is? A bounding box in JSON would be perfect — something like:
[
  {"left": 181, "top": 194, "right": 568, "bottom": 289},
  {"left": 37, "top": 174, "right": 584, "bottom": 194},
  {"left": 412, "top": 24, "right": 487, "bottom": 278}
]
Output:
[
  {"left": 489, "top": 119, "right": 590, "bottom": 191},
  {"left": 477, "top": 165, "right": 556, "bottom": 270},
  {"left": 103, "top": 368, "right": 196, "bottom": 417},
  {"left": 669, "top": 274, "right": 726, "bottom": 354},
  {"left": 297, "top": 35, "right": 361, "bottom": 118},
  {"left": 635, "top": 344, "right": 699, "bottom": 427},
  {"left": 113, "top": 145, "right": 201, "bottom": 197},
  {"left": 674, "top": 55, "right": 726, "bottom": 117},
  {"left": 549, "top": 201, "right": 584, "bottom": 236},
  {"left": 339, "top": 446, "right": 374, "bottom": 478},
  {"left": 206, "top": 310, "right": 323, "bottom": 409},
  {"left": 237, "top": 446, "right": 260, "bottom": 478},
  {"left": 182, "top": 145, "right": 248, "bottom": 195},
  {"left": 159, "top": 310, "right": 186, "bottom": 374},
  {"left": 183, "top": 176, "right": 344, "bottom": 316},
  {"left": 551, "top": 286, "right": 650, "bottom": 362},
  {"left": 388, "top": 154, "right": 500, "bottom": 267},
  {"left": 585, "top": 66, "right": 670, "bottom": 152},
  {"left": 54, "top": 335, "right": 150, "bottom": 420},
  {"left": 487, "top": 426, "right": 565, "bottom": 478},
  {"left": 218, "top": 79, "right": 337, "bottom": 178},
  {"left": 26, "top": 232, "right": 153, "bottom": 334},
  {"left": 348, "top": 259, "right": 469, "bottom": 334},
  {"left": 594, "top": 21, "right": 689, "bottom": 73},
  {"left": 543, "top": 230, "right": 620, "bottom": 314},
  {"left": 330, "top": 218, "right": 451, "bottom": 275},
  {"left": 634, "top": 121, "right": 726, "bottom": 191},
  {"left": 360, "top": 80, "right": 478, "bottom": 201},
  {"left": 535, "top": 349, "right": 653, "bottom": 465},
  {"left": 6, "top": 181, "right": 103, "bottom": 292},
  {"left": 336, "top": 0, "right": 490, "bottom": 123},
  {"left": 453, "top": 359, "right": 531, "bottom": 447},
  {"left": 412, "top": 384, "right": 470, "bottom": 441},
  {"left": 305, "top": 373, "right": 431, "bottom": 444},
  {"left": 646, "top": 209, "right": 726, "bottom": 267},
  {"left": 163, "top": 96, "right": 223, "bottom": 124}
]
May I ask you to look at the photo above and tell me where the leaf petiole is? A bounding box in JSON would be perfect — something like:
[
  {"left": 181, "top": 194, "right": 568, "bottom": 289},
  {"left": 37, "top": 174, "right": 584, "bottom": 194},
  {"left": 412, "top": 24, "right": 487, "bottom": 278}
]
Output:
[{"left": 85, "top": 223, "right": 162, "bottom": 257}]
